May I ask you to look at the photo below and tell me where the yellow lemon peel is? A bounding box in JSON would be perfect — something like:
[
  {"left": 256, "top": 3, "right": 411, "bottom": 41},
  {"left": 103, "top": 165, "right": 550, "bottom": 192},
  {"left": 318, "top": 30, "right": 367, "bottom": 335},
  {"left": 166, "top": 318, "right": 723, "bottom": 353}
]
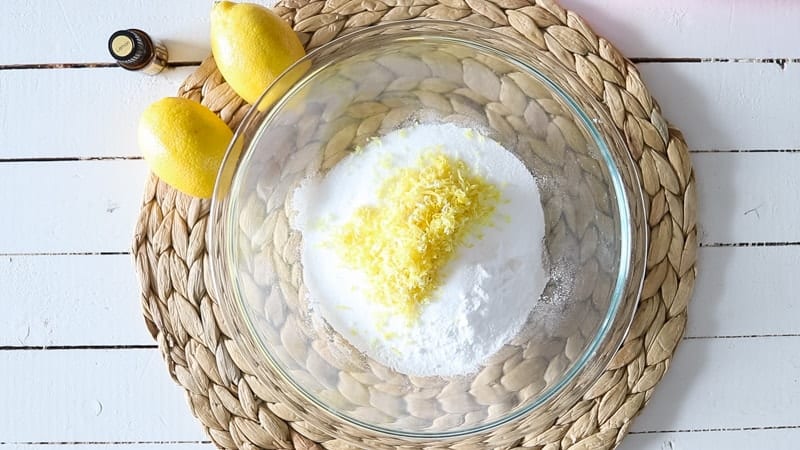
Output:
[{"left": 331, "top": 151, "right": 500, "bottom": 319}]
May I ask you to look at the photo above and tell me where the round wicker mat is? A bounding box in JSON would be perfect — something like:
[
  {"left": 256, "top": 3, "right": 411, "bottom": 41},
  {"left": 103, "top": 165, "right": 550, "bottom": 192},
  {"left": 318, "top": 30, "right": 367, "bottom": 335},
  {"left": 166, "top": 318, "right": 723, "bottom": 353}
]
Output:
[{"left": 132, "top": 0, "right": 697, "bottom": 448}]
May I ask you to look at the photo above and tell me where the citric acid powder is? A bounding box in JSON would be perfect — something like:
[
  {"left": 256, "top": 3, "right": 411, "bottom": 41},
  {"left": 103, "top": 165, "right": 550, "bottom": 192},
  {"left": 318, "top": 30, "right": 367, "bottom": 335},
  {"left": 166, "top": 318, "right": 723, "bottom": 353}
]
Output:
[{"left": 291, "top": 123, "right": 548, "bottom": 376}]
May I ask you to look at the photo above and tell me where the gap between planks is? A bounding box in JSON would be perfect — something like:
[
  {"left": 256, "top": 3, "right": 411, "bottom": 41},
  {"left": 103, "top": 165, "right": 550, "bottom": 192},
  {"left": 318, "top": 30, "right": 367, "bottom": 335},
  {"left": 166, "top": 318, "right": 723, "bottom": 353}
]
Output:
[
  {"left": 8, "top": 240, "right": 800, "bottom": 256},
  {"left": 2, "top": 150, "right": 798, "bottom": 164},
  {"left": 0, "top": 345, "right": 157, "bottom": 351},
  {"left": 7, "top": 425, "right": 800, "bottom": 442},
  {"left": 0, "top": 58, "right": 797, "bottom": 71},
  {"left": 0, "top": 251, "right": 130, "bottom": 256},
  {"left": 0, "top": 62, "right": 201, "bottom": 71},
  {"left": 631, "top": 425, "right": 800, "bottom": 435},
  {"left": 0, "top": 441, "right": 212, "bottom": 446},
  {"left": 700, "top": 242, "right": 800, "bottom": 248},
  {"left": 632, "top": 57, "right": 799, "bottom": 69},
  {"left": 0, "top": 157, "right": 143, "bottom": 163},
  {"left": 1, "top": 336, "right": 798, "bottom": 351}
]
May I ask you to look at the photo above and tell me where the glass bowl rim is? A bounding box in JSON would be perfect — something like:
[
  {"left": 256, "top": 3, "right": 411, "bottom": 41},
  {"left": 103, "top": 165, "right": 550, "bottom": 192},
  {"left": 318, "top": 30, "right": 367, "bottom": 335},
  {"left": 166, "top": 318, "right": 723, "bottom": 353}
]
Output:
[{"left": 208, "top": 18, "right": 647, "bottom": 441}]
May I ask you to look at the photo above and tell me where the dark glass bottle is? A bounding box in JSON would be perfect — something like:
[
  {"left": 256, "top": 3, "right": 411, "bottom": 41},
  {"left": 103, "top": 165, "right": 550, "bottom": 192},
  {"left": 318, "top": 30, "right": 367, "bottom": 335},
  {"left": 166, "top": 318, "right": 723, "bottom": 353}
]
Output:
[{"left": 108, "top": 29, "right": 168, "bottom": 75}]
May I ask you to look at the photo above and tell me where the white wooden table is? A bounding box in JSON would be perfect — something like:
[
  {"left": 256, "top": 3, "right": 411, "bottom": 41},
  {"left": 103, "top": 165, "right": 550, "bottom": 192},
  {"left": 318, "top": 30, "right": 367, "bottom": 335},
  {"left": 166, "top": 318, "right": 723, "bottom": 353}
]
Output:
[{"left": 1, "top": 1, "right": 799, "bottom": 449}]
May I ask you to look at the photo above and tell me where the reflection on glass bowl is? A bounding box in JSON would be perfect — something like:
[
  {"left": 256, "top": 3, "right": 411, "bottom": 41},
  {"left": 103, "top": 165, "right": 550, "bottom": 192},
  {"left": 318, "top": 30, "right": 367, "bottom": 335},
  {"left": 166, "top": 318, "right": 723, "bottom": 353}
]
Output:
[{"left": 209, "top": 20, "right": 647, "bottom": 449}]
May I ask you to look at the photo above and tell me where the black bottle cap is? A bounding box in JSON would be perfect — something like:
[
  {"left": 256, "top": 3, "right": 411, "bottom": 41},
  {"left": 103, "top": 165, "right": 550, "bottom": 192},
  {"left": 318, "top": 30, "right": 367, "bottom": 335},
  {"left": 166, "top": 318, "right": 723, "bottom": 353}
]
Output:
[{"left": 108, "top": 29, "right": 154, "bottom": 70}]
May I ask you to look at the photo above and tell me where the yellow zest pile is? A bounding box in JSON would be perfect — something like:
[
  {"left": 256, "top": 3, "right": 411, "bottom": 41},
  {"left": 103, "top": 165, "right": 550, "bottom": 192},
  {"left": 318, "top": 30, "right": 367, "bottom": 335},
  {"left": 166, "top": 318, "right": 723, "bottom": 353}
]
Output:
[{"left": 331, "top": 151, "right": 500, "bottom": 319}]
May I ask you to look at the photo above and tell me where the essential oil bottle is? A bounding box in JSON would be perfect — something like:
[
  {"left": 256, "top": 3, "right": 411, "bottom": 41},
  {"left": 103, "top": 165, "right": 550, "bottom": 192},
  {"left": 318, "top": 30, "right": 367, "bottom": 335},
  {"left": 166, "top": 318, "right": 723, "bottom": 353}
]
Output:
[{"left": 108, "top": 29, "right": 168, "bottom": 75}]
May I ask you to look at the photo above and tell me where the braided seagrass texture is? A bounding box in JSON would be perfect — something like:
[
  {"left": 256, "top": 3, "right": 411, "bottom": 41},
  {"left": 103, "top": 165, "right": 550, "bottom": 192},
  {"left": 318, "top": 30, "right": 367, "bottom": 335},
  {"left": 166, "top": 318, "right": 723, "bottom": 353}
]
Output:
[{"left": 132, "top": 1, "right": 697, "bottom": 449}]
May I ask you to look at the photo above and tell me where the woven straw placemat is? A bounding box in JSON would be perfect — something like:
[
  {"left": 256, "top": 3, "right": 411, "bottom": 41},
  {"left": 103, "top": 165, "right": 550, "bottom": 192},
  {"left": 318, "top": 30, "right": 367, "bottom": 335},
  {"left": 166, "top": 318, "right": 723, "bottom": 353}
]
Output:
[{"left": 132, "top": 1, "right": 696, "bottom": 448}]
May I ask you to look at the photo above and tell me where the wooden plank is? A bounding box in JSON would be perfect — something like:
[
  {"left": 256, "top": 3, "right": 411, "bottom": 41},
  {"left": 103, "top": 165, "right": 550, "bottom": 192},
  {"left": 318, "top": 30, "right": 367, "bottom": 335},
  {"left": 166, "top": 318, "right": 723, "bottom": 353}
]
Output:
[
  {"left": 638, "top": 62, "right": 800, "bottom": 151},
  {"left": 0, "top": 246, "right": 795, "bottom": 347},
  {"left": 560, "top": 0, "right": 800, "bottom": 59},
  {"left": 690, "top": 247, "right": 800, "bottom": 338},
  {"left": 2, "top": 152, "right": 792, "bottom": 257},
  {"left": 693, "top": 152, "right": 800, "bottom": 244},
  {"left": 3, "top": 445, "right": 210, "bottom": 449},
  {"left": 1, "top": 1, "right": 799, "bottom": 64},
  {"left": 0, "top": 338, "right": 796, "bottom": 442},
  {"left": 0, "top": 67, "right": 195, "bottom": 159},
  {"left": 622, "top": 428, "right": 800, "bottom": 450},
  {"left": 0, "top": 0, "right": 213, "bottom": 65},
  {"left": 630, "top": 337, "right": 800, "bottom": 433},
  {"left": 559, "top": 0, "right": 800, "bottom": 58},
  {"left": 12, "top": 429, "right": 798, "bottom": 450},
  {"left": 0, "top": 350, "right": 206, "bottom": 442},
  {"left": 0, "top": 160, "right": 148, "bottom": 254},
  {"left": 0, "top": 254, "right": 152, "bottom": 347},
  {"left": 2, "top": 63, "right": 798, "bottom": 160},
  {"left": 0, "top": 245, "right": 788, "bottom": 348}
]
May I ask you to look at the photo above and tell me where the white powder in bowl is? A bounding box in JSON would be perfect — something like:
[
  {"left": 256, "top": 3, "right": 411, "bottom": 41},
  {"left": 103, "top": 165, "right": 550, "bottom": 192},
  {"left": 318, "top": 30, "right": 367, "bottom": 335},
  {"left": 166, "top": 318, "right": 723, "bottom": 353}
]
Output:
[{"left": 290, "top": 123, "right": 548, "bottom": 377}]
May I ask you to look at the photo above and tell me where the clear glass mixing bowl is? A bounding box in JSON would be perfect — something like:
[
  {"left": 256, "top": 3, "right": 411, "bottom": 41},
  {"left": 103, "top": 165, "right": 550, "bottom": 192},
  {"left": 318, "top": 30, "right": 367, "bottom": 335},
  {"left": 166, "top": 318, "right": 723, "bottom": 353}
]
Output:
[{"left": 209, "top": 20, "right": 646, "bottom": 448}]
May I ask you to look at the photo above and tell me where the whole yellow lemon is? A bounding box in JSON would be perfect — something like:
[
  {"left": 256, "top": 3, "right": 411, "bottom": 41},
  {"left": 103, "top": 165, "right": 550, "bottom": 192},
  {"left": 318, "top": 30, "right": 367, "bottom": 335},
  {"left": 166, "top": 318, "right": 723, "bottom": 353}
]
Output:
[
  {"left": 138, "top": 97, "right": 233, "bottom": 198},
  {"left": 211, "top": 1, "right": 306, "bottom": 105}
]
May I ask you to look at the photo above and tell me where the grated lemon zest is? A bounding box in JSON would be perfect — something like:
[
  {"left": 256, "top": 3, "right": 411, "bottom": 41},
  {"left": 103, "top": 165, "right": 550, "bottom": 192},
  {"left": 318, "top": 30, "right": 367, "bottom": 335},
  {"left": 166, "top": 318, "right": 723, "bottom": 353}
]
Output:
[{"left": 330, "top": 151, "right": 500, "bottom": 319}]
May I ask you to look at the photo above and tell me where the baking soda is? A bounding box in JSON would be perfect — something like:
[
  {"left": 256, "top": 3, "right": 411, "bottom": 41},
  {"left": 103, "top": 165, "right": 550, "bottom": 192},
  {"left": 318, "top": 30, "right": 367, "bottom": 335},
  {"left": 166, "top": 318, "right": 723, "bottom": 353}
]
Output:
[{"left": 290, "top": 123, "right": 549, "bottom": 376}]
